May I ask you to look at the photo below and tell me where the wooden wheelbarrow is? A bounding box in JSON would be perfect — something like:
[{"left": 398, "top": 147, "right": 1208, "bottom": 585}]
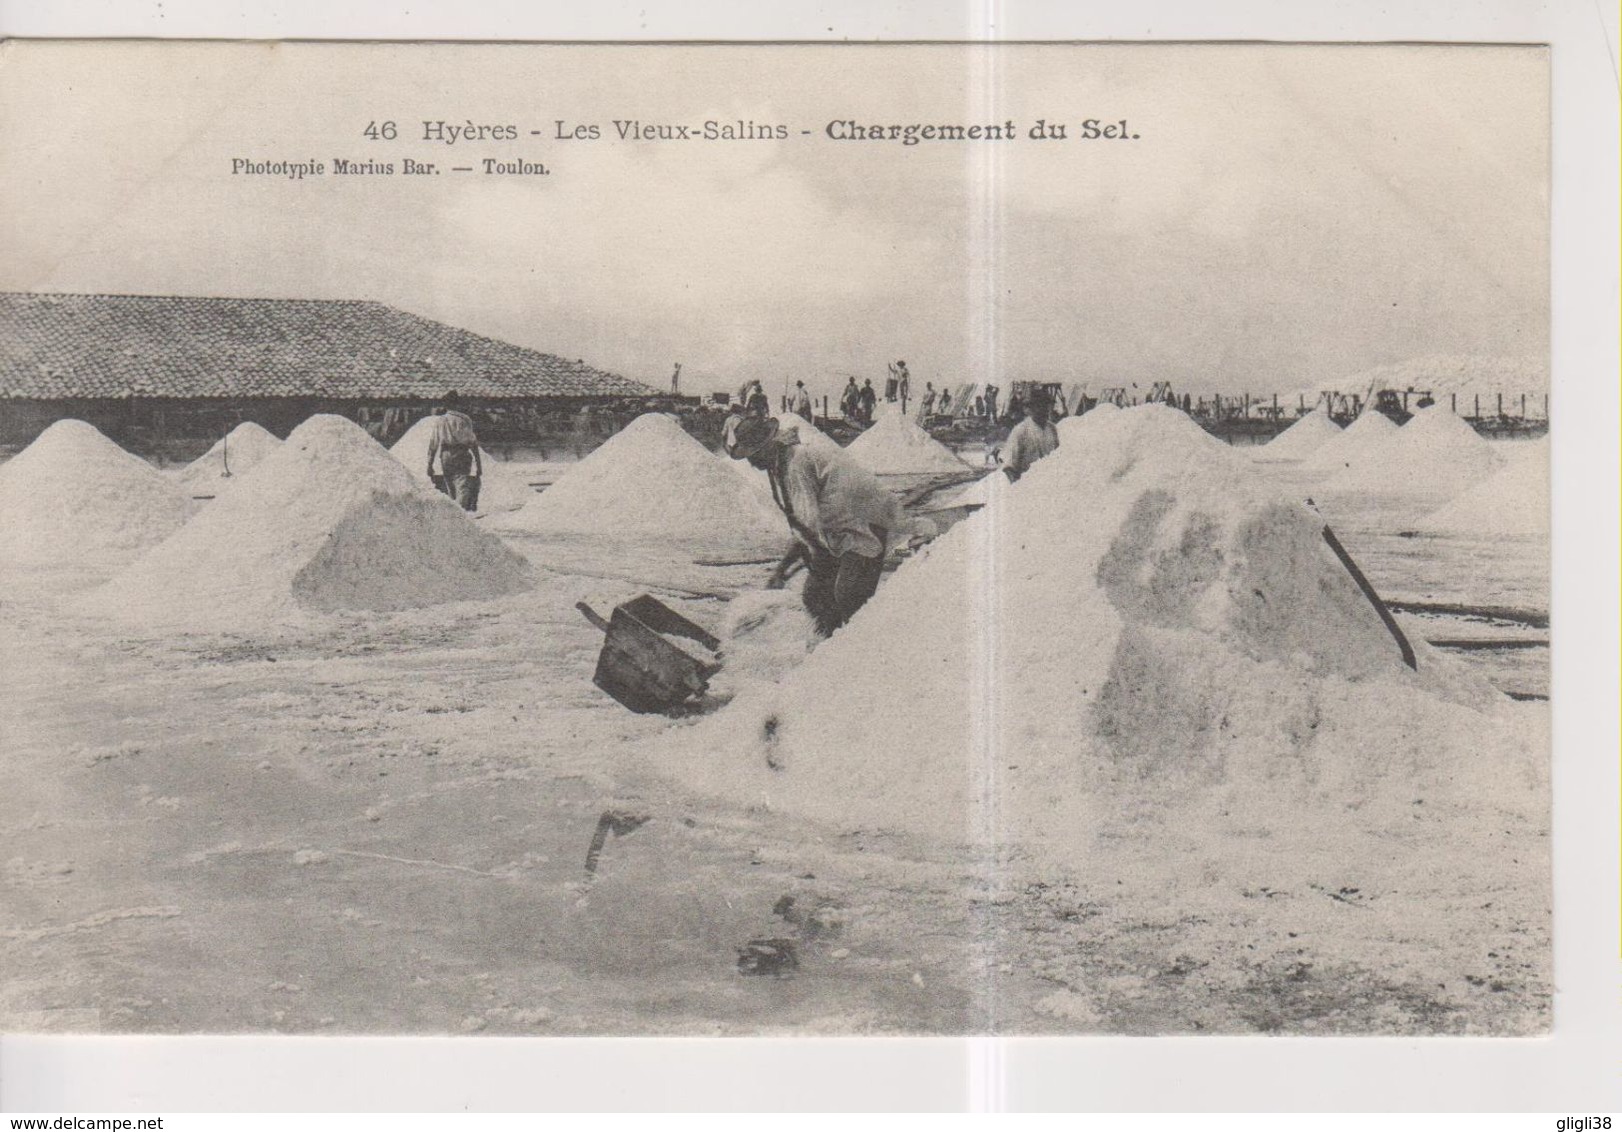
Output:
[{"left": 576, "top": 594, "right": 723, "bottom": 714}]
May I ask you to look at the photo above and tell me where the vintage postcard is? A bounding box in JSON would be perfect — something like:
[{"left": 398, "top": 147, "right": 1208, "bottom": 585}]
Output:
[{"left": 0, "top": 40, "right": 1551, "bottom": 1040}]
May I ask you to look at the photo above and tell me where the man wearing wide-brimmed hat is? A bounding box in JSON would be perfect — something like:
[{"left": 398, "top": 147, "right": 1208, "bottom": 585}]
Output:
[{"left": 727, "top": 415, "right": 906, "bottom": 636}]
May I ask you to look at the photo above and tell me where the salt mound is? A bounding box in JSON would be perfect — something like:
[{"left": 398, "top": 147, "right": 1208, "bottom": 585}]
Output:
[
  {"left": 773, "top": 415, "right": 843, "bottom": 458},
  {"left": 388, "top": 416, "right": 532, "bottom": 513},
  {"left": 83, "top": 415, "right": 533, "bottom": 627},
  {"left": 845, "top": 411, "right": 968, "bottom": 474},
  {"left": 1253, "top": 409, "right": 1342, "bottom": 462},
  {"left": 661, "top": 404, "right": 1526, "bottom": 870},
  {"left": 710, "top": 589, "right": 818, "bottom": 700},
  {"left": 1327, "top": 406, "right": 1501, "bottom": 499},
  {"left": 0, "top": 420, "right": 194, "bottom": 568},
  {"left": 495, "top": 413, "right": 791, "bottom": 558},
  {"left": 933, "top": 469, "right": 1012, "bottom": 512},
  {"left": 176, "top": 422, "right": 282, "bottom": 496},
  {"left": 1303, "top": 410, "right": 1400, "bottom": 473},
  {"left": 1419, "top": 438, "right": 1548, "bottom": 538},
  {"left": 1056, "top": 403, "right": 1119, "bottom": 446}
]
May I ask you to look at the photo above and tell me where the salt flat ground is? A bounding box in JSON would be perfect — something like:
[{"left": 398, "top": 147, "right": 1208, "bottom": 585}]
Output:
[{"left": 1, "top": 455, "right": 1548, "bottom": 1036}]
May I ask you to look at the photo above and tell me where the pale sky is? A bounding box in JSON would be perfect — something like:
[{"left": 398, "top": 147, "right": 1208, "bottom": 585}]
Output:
[{"left": 0, "top": 41, "right": 1548, "bottom": 402}]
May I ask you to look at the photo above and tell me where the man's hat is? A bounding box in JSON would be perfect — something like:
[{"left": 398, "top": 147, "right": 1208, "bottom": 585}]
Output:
[{"left": 726, "top": 415, "right": 779, "bottom": 460}]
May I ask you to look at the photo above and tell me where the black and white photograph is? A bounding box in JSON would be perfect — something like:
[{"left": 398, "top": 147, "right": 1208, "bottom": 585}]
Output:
[{"left": 0, "top": 36, "right": 1562, "bottom": 1051}]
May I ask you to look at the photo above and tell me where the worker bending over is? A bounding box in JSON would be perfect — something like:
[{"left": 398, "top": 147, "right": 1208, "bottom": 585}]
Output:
[
  {"left": 426, "top": 390, "right": 483, "bottom": 511},
  {"left": 727, "top": 416, "right": 907, "bottom": 636},
  {"left": 1001, "top": 388, "right": 1060, "bottom": 483}
]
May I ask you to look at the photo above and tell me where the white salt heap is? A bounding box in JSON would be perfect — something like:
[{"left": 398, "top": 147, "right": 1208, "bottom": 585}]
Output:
[
  {"left": 1303, "top": 409, "right": 1400, "bottom": 474},
  {"left": 1419, "top": 437, "right": 1548, "bottom": 538},
  {"left": 659, "top": 405, "right": 1541, "bottom": 957},
  {"left": 83, "top": 415, "right": 533, "bottom": 627},
  {"left": 1326, "top": 406, "right": 1502, "bottom": 499},
  {"left": 0, "top": 420, "right": 194, "bottom": 569},
  {"left": 1056, "top": 402, "right": 1119, "bottom": 447},
  {"left": 709, "top": 589, "right": 819, "bottom": 700},
  {"left": 1252, "top": 408, "right": 1342, "bottom": 462},
  {"left": 389, "top": 416, "right": 533, "bottom": 513},
  {"left": 932, "top": 469, "right": 1011, "bottom": 512},
  {"left": 773, "top": 415, "right": 843, "bottom": 458},
  {"left": 176, "top": 422, "right": 282, "bottom": 496},
  {"left": 495, "top": 413, "right": 791, "bottom": 558},
  {"left": 845, "top": 411, "right": 969, "bottom": 474}
]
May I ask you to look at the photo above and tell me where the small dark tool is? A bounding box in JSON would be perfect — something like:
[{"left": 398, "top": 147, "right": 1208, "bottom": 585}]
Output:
[
  {"left": 583, "top": 808, "right": 651, "bottom": 876},
  {"left": 736, "top": 938, "right": 799, "bottom": 977},
  {"left": 576, "top": 595, "right": 722, "bottom": 714}
]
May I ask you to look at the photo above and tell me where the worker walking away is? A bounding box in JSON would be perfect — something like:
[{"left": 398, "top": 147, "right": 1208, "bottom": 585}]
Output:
[
  {"left": 1001, "top": 387, "right": 1059, "bottom": 483},
  {"left": 790, "top": 379, "right": 814, "bottom": 420},
  {"left": 426, "top": 390, "right": 483, "bottom": 511},
  {"left": 726, "top": 416, "right": 908, "bottom": 637}
]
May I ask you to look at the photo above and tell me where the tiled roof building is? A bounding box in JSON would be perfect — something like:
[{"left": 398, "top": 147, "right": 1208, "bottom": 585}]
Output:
[{"left": 0, "top": 292, "right": 658, "bottom": 401}]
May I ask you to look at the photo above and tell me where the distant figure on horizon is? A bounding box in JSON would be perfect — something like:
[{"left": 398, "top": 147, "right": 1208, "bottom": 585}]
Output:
[
  {"left": 888, "top": 360, "right": 910, "bottom": 405},
  {"left": 791, "top": 380, "right": 814, "bottom": 420},
  {"left": 670, "top": 362, "right": 682, "bottom": 395},
  {"left": 840, "top": 377, "right": 861, "bottom": 421}
]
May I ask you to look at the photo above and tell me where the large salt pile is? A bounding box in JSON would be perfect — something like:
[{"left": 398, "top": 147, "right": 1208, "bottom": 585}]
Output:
[
  {"left": 495, "top": 413, "right": 791, "bottom": 558},
  {"left": 845, "top": 411, "right": 969, "bottom": 474},
  {"left": 1055, "top": 402, "right": 1119, "bottom": 446},
  {"left": 1252, "top": 409, "right": 1342, "bottom": 462},
  {"left": 388, "top": 416, "right": 532, "bottom": 513},
  {"left": 83, "top": 415, "right": 533, "bottom": 627},
  {"left": 175, "top": 422, "right": 282, "bottom": 497},
  {"left": 660, "top": 404, "right": 1538, "bottom": 919},
  {"left": 1302, "top": 409, "right": 1400, "bottom": 474},
  {"left": 931, "top": 469, "right": 1011, "bottom": 512},
  {"left": 774, "top": 415, "right": 843, "bottom": 458},
  {"left": 1327, "top": 406, "right": 1502, "bottom": 499},
  {"left": 0, "top": 420, "right": 194, "bottom": 569},
  {"left": 1418, "top": 437, "right": 1548, "bottom": 538}
]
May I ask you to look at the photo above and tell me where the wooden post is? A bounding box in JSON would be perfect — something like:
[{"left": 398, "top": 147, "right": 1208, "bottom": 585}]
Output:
[
  {"left": 1497, "top": 392, "right": 1503, "bottom": 417},
  {"left": 1521, "top": 393, "right": 1526, "bottom": 417},
  {"left": 1402, "top": 390, "right": 1410, "bottom": 411},
  {"left": 1451, "top": 392, "right": 1456, "bottom": 413},
  {"left": 1299, "top": 393, "right": 1305, "bottom": 412},
  {"left": 1474, "top": 394, "right": 1480, "bottom": 418},
  {"left": 1243, "top": 392, "right": 1249, "bottom": 419}
]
